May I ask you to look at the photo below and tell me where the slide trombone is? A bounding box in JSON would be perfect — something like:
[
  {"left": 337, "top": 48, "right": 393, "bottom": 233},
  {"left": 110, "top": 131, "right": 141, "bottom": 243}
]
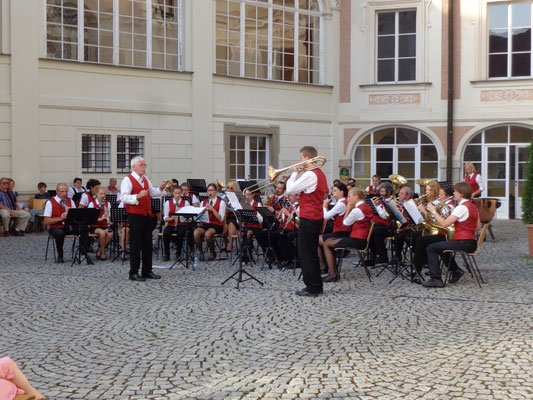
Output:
[{"left": 246, "top": 156, "right": 327, "bottom": 194}]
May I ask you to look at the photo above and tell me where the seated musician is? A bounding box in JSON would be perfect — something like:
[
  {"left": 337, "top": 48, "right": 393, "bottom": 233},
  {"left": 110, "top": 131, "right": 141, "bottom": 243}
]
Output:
[
  {"left": 79, "top": 179, "right": 101, "bottom": 208},
  {"left": 181, "top": 182, "right": 200, "bottom": 207},
  {"left": 370, "top": 182, "right": 396, "bottom": 265},
  {"left": 277, "top": 194, "right": 300, "bottom": 267},
  {"left": 241, "top": 188, "right": 263, "bottom": 260},
  {"left": 44, "top": 183, "right": 93, "bottom": 265},
  {"left": 222, "top": 180, "right": 239, "bottom": 252},
  {"left": 162, "top": 186, "right": 189, "bottom": 261},
  {"left": 412, "top": 181, "right": 449, "bottom": 275},
  {"left": 394, "top": 186, "right": 418, "bottom": 265},
  {"left": 365, "top": 175, "right": 381, "bottom": 195},
  {"left": 321, "top": 187, "right": 373, "bottom": 281},
  {"left": 68, "top": 177, "right": 86, "bottom": 200},
  {"left": 266, "top": 181, "right": 287, "bottom": 216},
  {"left": 88, "top": 187, "right": 113, "bottom": 261},
  {"left": 439, "top": 186, "right": 455, "bottom": 212},
  {"left": 193, "top": 183, "right": 226, "bottom": 261},
  {"left": 318, "top": 182, "right": 350, "bottom": 274},
  {"left": 422, "top": 182, "right": 481, "bottom": 287}
]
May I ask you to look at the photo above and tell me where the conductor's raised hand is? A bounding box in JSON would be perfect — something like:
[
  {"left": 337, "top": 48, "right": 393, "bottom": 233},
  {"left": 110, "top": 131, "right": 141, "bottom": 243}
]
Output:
[
  {"left": 159, "top": 180, "right": 170, "bottom": 191},
  {"left": 137, "top": 190, "right": 149, "bottom": 199}
]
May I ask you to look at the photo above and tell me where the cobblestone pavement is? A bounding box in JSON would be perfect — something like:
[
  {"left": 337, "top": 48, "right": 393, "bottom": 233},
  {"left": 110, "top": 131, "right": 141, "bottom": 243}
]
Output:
[{"left": 1, "top": 220, "right": 532, "bottom": 400}]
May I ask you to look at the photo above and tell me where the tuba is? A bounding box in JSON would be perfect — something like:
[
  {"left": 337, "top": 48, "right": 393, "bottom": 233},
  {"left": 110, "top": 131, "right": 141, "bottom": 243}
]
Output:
[{"left": 389, "top": 174, "right": 407, "bottom": 194}]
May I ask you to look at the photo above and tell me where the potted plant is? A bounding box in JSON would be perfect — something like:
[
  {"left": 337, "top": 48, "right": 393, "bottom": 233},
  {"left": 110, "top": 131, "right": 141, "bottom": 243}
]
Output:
[{"left": 522, "top": 139, "right": 533, "bottom": 256}]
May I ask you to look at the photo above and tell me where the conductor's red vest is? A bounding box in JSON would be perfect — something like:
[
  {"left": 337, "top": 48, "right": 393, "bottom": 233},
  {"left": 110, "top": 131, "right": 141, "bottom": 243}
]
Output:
[
  {"left": 299, "top": 168, "right": 328, "bottom": 220},
  {"left": 125, "top": 174, "right": 152, "bottom": 217}
]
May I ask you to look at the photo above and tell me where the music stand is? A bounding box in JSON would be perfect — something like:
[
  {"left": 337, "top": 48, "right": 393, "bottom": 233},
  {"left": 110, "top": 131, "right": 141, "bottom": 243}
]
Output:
[
  {"left": 65, "top": 208, "right": 100, "bottom": 267},
  {"left": 170, "top": 206, "right": 206, "bottom": 270},
  {"left": 187, "top": 179, "right": 207, "bottom": 195},
  {"left": 105, "top": 194, "right": 117, "bottom": 204},
  {"left": 150, "top": 198, "right": 161, "bottom": 214},
  {"left": 238, "top": 180, "right": 257, "bottom": 192},
  {"left": 376, "top": 200, "right": 408, "bottom": 281},
  {"left": 255, "top": 206, "right": 280, "bottom": 270},
  {"left": 438, "top": 180, "right": 454, "bottom": 189},
  {"left": 198, "top": 194, "right": 209, "bottom": 203},
  {"left": 253, "top": 194, "right": 263, "bottom": 204},
  {"left": 111, "top": 208, "right": 128, "bottom": 263},
  {"left": 222, "top": 209, "right": 264, "bottom": 289}
]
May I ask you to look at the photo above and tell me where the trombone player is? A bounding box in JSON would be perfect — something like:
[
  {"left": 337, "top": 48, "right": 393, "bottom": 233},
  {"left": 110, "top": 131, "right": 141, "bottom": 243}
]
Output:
[{"left": 286, "top": 146, "right": 329, "bottom": 297}]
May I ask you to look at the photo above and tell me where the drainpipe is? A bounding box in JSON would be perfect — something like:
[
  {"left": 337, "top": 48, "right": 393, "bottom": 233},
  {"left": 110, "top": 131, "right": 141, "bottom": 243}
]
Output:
[{"left": 446, "top": 0, "right": 455, "bottom": 181}]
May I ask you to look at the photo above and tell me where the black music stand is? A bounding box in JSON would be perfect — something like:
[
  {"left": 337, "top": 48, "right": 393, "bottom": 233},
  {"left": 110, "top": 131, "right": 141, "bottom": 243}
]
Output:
[
  {"left": 438, "top": 180, "right": 454, "bottom": 189},
  {"left": 111, "top": 208, "right": 128, "bottom": 263},
  {"left": 238, "top": 180, "right": 257, "bottom": 192},
  {"left": 199, "top": 194, "right": 209, "bottom": 203},
  {"left": 222, "top": 209, "right": 264, "bottom": 289},
  {"left": 170, "top": 208, "right": 206, "bottom": 270},
  {"left": 256, "top": 206, "right": 280, "bottom": 270},
  {"left": 375, "top": 200, "right": 406, "bottom": 281},
  {"left": 105, "top": 194, "right": 117, "bottom": 204},
  {"left": 151, "top": 198, "right": 161, "bottom": 214},
  {"left": 65, "top": 208, "right": 99, "bottom": 267},
  {"left": 187, "top": 179, "right": 207, "bottom": 195},
  {"left": 253, "top": 194, "right": 263, "bottom": 205}
]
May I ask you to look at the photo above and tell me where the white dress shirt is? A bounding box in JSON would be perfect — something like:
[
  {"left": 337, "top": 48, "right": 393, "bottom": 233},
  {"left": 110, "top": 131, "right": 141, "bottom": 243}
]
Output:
[
  {"left": 466, "top": 173, "right": 484, "bottom": 192},
  {"left": 344, "top": 200, "right": 365, "bottom": 225},
  {"left": 88, "top": 199, "right": 110, "bottom": 210},
  {"left": 44, "top": 196, "right": 75, "bottom": 217},
  {"left": 68, "top": 186, "right": 85, "bottom": 199},
  {"left": 202, "top": 198, "right": 226, "bottom": 222},
  {"left": 286, "top": 170, "right": 317, "bottom": 195},
  {"left": 451, "top": 199, "right": 470, "bottom": 222},
  {"left": 79, "top": 192, "right": 93, "bottom": 207},
  {"left": 120, "top": 171, "right": 162, "bottom": 205},
  {"left": 324, "top": 198, "right": 347, "bottom": 220},
  {"left": 163, "top": 198, "right": 190, "bottom": 224}
]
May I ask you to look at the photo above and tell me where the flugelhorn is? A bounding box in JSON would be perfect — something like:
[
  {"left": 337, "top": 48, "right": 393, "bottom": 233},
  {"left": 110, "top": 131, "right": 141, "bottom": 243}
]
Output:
[
  {"left": 164, "top": 180, "right": 174, "bottom": 193},
  {"left": 216, "top": 179, "right": 225, "bottom": 192}
]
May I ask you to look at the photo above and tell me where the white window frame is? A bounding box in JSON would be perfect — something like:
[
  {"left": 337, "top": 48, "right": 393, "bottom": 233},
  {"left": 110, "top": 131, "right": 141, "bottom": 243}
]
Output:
[
  {"left": 376, "top": 9, "right": 417, "bottom": 84},
  {"left": 44, "top": 0, "right": 184, "bottom": 71},
  {"left": 487, "top": 1, "right": 533, "bottom": 80},
  {"left": 117, "top": 135, "right": 145, "bottom": 173},
  {"left": 216, "top": 0, "right": 325, "bottom": 84},
  {"left": 229, "top": 134, "right": 271, "bottom": 181},
  {"left": 81, "top": 133, "right": 112, "bottom": 173}
]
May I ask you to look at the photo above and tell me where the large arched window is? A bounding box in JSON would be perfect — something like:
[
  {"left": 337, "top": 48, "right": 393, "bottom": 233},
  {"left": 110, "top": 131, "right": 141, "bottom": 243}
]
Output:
[
  {"left": 352, "top": 127, "right": 440, "bottom": 191},
  {"left": 463, "top": 125, "right": 533, "bottom": 219},
  {"left": 216, "top": 0, "right": 323, "bottom": 84}
]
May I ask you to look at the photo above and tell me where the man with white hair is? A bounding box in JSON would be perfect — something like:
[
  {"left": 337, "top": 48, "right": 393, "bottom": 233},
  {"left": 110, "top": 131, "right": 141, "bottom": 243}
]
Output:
[{"left": 120, "top": 156, "right": 169, "bottom": 282}]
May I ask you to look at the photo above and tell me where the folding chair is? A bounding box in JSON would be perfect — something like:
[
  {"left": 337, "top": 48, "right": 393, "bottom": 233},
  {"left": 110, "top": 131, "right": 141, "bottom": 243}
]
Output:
[
  {"left": 334, "top": 222, "right": 375, "bottom": 282},
  {"left": 440, "top": 224, "right": 489, "bottom": 288}
]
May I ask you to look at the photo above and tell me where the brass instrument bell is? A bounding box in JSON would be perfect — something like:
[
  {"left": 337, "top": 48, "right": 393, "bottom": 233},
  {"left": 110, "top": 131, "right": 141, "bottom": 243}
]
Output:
[{"left": 388, "top": 174, "right": 407, "bottom": 194}]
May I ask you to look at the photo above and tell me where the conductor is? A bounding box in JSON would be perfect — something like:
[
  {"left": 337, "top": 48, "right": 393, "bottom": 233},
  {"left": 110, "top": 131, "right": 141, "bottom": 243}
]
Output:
[
  {"left": 120, "top": 156, "right": 169, "bottom": 281},
  {"left": 286, "top": 146, "right": 329, "bottom": 297}
]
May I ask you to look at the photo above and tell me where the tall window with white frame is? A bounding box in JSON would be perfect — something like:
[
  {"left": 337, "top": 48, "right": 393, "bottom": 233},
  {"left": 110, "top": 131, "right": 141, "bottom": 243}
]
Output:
[
  {"left": 376, "top": 10, "right": 416, "bottom": 83},
  {"left": 216, "top": 0, "right": 322, "bottom": 84},
  {"left": 488, "top": 1, "right": 532, "bottom": 78},
  {"left": 82, "top": 134, "right": 112, "bottom": 173},
  {"left": 229, "top": 135, "right": 269, "bottom": 181},
  {"left": 46, "top": 0, "right": 183, "bottom": 71}
]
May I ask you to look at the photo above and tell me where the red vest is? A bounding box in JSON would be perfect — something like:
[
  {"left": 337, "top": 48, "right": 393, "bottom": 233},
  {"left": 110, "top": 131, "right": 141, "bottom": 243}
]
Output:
[
  {"left": 465, "top": 173, "right": 480, "bottom": 194},
  {"left": 299, "top": 168, "right": 328, "bottom": 220},
  {"left": 90, "top": 200, "right": 109, "bottom": 229},
  {"left": 281, "top": 203, "right": 297, "bottom": 231},
  {"left": 168, "top": 198, "right": 187, "bottom": 227},
  {"left": 273, "top": 195, "right": 286, "bottom": 212},
  {"left": 202, "top": 197, "right": 224, "bottom": 226},
  {"left": 367, "top": 185, "right": 379, "bottom": 195},
  {"left": 244, "top": 200, "right": 262, "bottom": 229},
  {"left": 125, "top": 174, "right": 152, "bottom": 217},
  {"left": 333, "top": 199, "right": 351, "bottom": 233},
  {"left": 351, "top": 202, "right": 373, "bottom": 239},
  {"left": 453, "top": 201, "right": 479, "bottom": 241},
  {"left": 49, "top": 197, "right": 74, "bottom": 229},
  {"left": 372, "top": 198, "right": 392, "bottom": 226}
]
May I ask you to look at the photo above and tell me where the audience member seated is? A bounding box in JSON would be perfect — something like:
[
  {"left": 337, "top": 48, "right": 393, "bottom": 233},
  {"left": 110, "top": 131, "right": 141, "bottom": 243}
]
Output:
[
  {"left": 68, "top": 177, "right": 86, "bottom": 201},
  {"left": 79, "top": 179, "right": 101, "bottom": 208},
  {"left": 0, "top": 177, "right": 30, "bottom": 236},
  {"left": 163, "top": 186, "right": 189, "bottom": 261},
  {"left": 105, "top": 178, "right": 120, "bottom": 196},
  {"left": 44, "top": 183, "right": 93, "bottom": 265},
  {"left": 29, "top": 182, "right": 51, "bottom": 225},
  {"left": 0, "top": 356, "right": 46, "bottom": 400},
  {"left": 88, "top": 187, "right": 114, "bottom": 261},
  {"left": 194, "top": 183, "right": 226, "bottom": 261}
]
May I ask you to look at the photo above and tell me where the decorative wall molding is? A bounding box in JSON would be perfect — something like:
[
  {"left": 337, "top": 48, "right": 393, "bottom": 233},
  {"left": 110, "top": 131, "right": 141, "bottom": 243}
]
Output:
[
  {"left": 425, "top": 0, "right": 432, "bottom": 28},
  {"left": 369, "top": 93, "right": 421, "bottom": 105},
  {"left": 481, "top": 89, "right": 533, "bottom": 102},
  {"left": 360, "top": 2, "right": 368, "bottom": 31},
  {"left": 330, "top": 0, "right": 341, "bottom": 10}
]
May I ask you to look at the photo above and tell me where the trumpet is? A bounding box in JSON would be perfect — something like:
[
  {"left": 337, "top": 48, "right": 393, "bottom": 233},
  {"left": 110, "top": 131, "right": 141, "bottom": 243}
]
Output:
[
  {"left": 216, "top": 179, "right": 225, "bottom": 192},
  {"left": 163, "top": 180, "right": 174, "bottom": 193},
  {"left": 247, "top": 156, "right": 327, "bottom": 193}
]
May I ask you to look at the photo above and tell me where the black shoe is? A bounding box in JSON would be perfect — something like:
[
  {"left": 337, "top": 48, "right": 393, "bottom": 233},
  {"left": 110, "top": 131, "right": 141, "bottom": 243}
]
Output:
[
  {"left": 163, "top": 255, "right": 170, "bottom": 261},
  {"left": 85, "top": 254, "right": 94, "bottom": 265},
  {"left": 449, "top": 268, "right": 465, "bottom": 284},
  {"left": 129, "top": 273, "right": 146, "bottom": 282},
  {"left": 56, "top": 257, "right": 64, "bottom": 264},
  {"left": 421, "top": 278, "right": 444, "bottom": 288},
  {"left": 295, "top": 287, "right": 323, "bottom": 297},
  {"left": 323, "top": 274, "right": 339, "bottom": 283},
  {"left": 142, "top": 272, "right": 161, "bottom": 279}
]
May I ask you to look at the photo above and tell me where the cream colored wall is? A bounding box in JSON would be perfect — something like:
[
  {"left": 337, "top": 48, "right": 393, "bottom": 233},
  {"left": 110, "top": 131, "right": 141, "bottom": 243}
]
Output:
[{"left": 0, "top": 55, "right": 10, "bottom": 178}]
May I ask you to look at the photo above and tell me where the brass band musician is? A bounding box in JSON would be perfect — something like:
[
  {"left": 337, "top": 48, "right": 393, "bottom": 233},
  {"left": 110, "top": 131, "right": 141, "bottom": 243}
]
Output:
[
  {"left": 162, "top": 186, "right": 190, "bottom": 261},
  {"left": 371, "top": 182, "right": 396, "bottom": 265}
]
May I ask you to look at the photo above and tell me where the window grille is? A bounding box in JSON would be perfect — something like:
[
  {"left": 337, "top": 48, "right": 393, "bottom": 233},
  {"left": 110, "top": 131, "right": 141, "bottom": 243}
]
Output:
[{"left": 82, "top": 134, "right": 111, "bottom": 173}]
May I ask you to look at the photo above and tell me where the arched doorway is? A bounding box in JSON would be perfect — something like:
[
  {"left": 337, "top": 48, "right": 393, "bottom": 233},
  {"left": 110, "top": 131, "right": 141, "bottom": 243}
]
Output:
[
  {"left": 462, "top": 125, "right": 533, "bottom": 219},
  {"left": 352, "top": 127, "right": 440, "bottom": 192}
]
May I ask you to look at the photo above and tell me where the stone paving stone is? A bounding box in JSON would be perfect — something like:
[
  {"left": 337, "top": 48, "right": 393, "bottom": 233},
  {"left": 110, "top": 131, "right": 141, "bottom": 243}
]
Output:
[{"left": 0, "top": 220, "right": 532, "bottom": 399}]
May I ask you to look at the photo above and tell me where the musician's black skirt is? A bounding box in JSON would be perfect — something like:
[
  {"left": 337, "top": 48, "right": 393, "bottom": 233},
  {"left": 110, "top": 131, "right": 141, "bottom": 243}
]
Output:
[
  {"left": 200, "top": 223, "right": 223, "bottom": 234},
  {"left": 321, "top": 231, "right": 350, "bottom": 241},
  {"left": 227, "top": 216, "right": 239, "bottom": 230},
  {"left": 333, "top": 236, "right": 367, "bottom": 250}
]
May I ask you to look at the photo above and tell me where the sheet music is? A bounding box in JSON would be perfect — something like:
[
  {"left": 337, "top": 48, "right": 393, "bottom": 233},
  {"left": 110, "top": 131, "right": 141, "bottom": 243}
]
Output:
[
  {"left": 403, "top": 200, "right": 424, "bottom": 225},
  {"left": 225, "top": 192, "right": 243, "bottom": 210},
  {"left": 177, "top": 206, "right": 206, "bottom": 216}
]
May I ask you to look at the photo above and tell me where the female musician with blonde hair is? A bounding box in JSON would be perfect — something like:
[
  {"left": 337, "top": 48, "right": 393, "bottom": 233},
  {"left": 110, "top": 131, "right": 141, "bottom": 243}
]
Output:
[
  {"left": 320, "top": 187, "right": 373, "bottom": 282},
  {"left": 464, "top": 162, "right": 483, "bottom": 198},
  {"left": 222, "top": 180, "right": 239, "bottom": 252},
  {"left": 88, "top": 187, "right": 114, "bottom": 260},
  {"left": 194, "top": 183, "right": 226, "bottom": 261}
]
